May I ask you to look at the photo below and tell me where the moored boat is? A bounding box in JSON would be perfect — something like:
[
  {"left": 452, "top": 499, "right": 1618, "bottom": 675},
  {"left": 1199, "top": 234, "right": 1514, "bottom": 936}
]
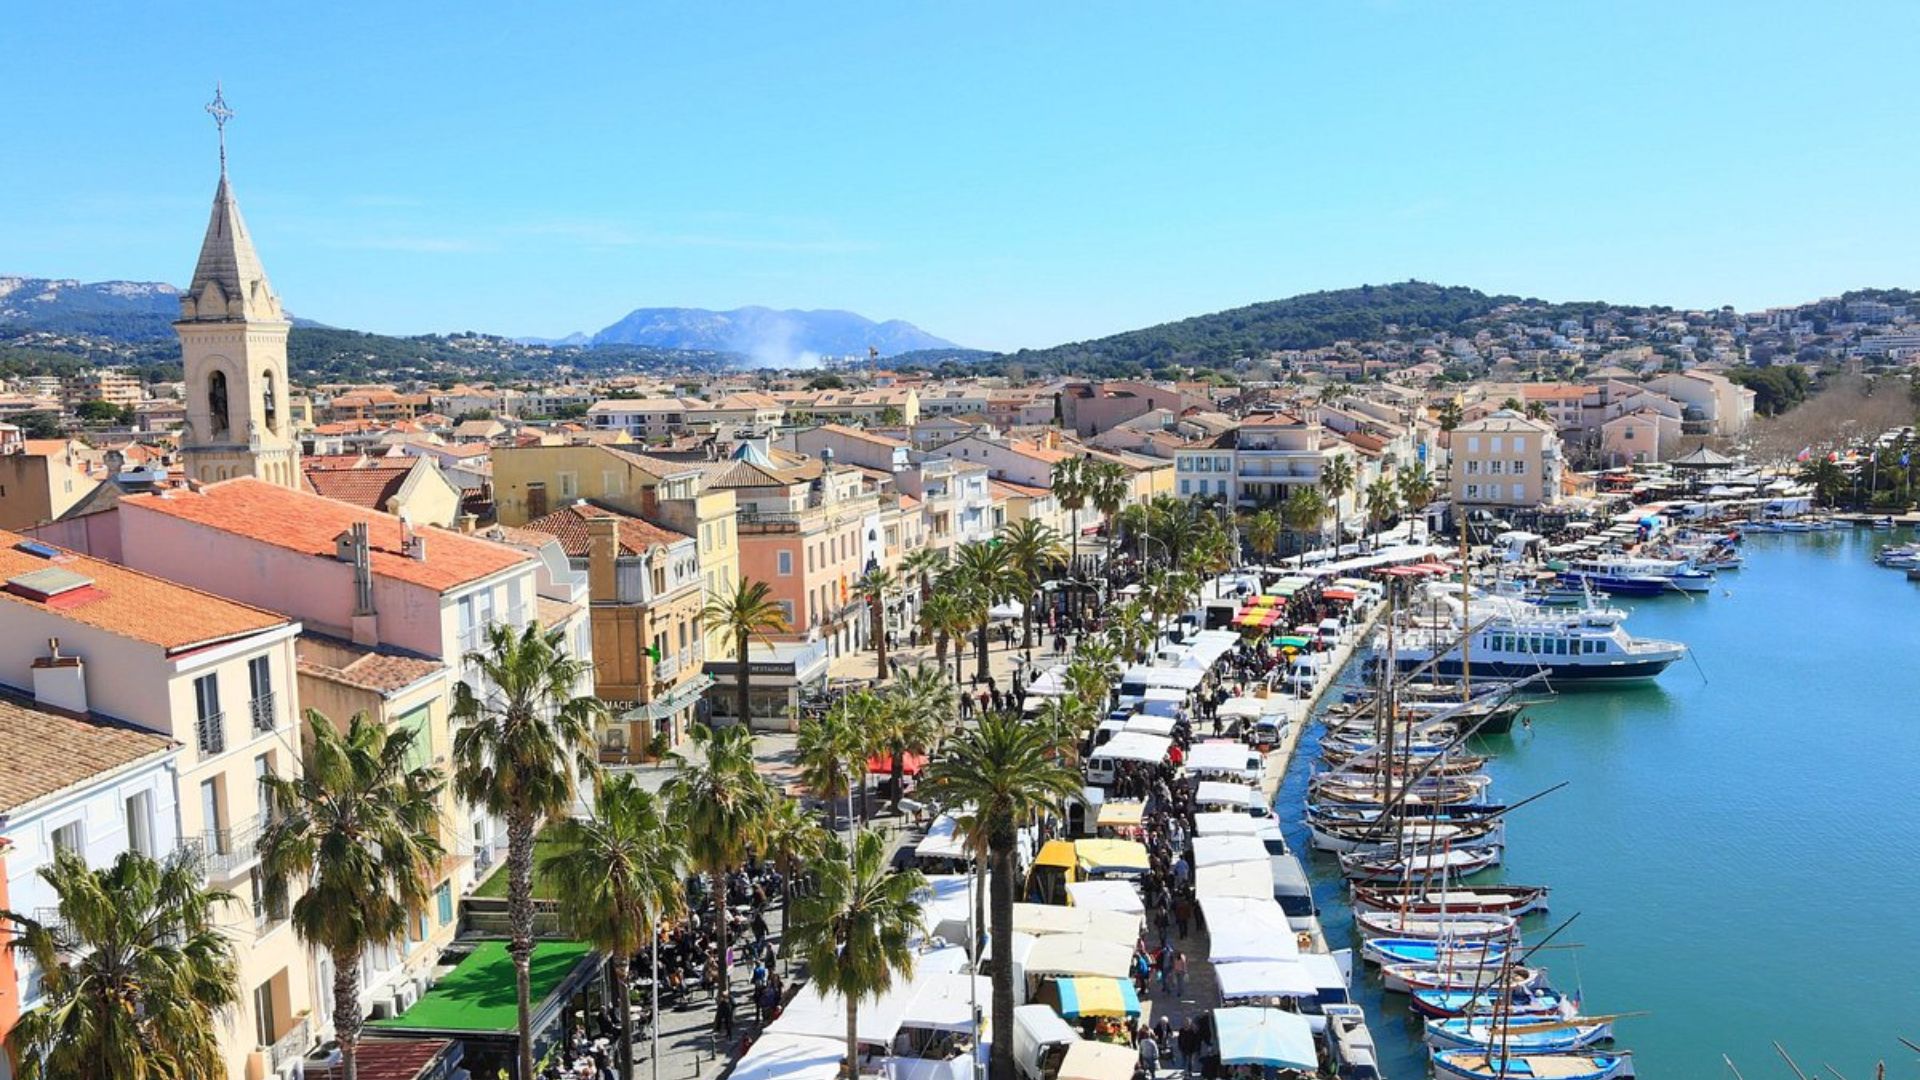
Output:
[
  {"left": 1340, "top": 844, "right": 1501, "bottom": 883},
  {"left": 1408, "top": 985, "right": 1574, "bottom": 1020},
  {"left": 1361, "top": 936, "right": 1510, "bottom": 969},
  {"left": 1380, "top": 961, "right": 1546, "bottom": 996},
  {"left": 1351, "top": 882, "right": 1549, "bottom": 917},
  {"left": 1354, "top": 909, "right": 1517, "bottom": 941},
  {"left": 1430, "top": 1050, "right": 1628, "bottom": 1080},
  {"left": 1424, "top": 1015, "right": 1617, "bottom": 1053}
]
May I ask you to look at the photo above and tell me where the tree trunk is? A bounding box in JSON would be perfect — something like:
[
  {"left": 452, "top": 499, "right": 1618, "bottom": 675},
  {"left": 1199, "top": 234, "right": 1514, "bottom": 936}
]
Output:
[
  {"left": 1068, "top": 509, "right": 1080, "bottom": 617},
  {"left": 953, "top": 633, "right": 964, "bottom": 686},
  {"left": 1020, "top": 585, "right": 1034, "bottom": 652},
  {"left": 613, "top": 953, "right": 635, "bottom": 1080},
  {"left": 508, "top": 809, "right": 538, "bottom": 1080},
  {"left": 711, "top": 868, "right": 733, "bottom": 1033},
  {"left": 935, "top": 632, "right": 948, "bottom": 672},
  {"left": 975, "top": 619, "right": 990, "bottom": 686},
  {"left": 890, "top": 739, "right": 906, "bottom": 812},
  {"left": 845, "top": 995, "right": 861, "bottom": 1078},
  {"left": 986, "top": 832, "right": 1018, "bottom": 1080},
  {"left": 736, "top": 629, "right": 752, "bottom": 727},
  {"left": 333, "top": 944, "right": 364, "bottom": 1080},
  {"left": 872, "top": 596, "right": 889, "bottom": 681}
]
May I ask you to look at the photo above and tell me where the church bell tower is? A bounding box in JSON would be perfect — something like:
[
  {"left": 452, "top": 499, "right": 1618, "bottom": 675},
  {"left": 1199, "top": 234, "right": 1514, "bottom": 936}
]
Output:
[{"left": 176, "top": 85, "right": 300, "bottom": 488}]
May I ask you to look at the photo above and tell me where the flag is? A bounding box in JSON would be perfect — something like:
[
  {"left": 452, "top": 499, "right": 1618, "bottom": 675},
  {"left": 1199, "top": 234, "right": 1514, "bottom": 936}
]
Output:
[{"left": 646, "top": 644, "right": 662, "bottom": 663}]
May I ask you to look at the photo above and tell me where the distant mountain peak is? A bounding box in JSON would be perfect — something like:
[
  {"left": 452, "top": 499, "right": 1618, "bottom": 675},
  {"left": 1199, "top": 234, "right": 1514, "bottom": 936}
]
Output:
[{"left": 587, "top": 305, "right": 959, "bottom": 367}]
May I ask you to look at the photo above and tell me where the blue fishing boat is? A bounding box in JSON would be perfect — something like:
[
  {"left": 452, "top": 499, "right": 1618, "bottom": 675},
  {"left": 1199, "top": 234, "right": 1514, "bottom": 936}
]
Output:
[
  {"left": 1430, "top": 1050, "right": 1628, "bottom": 1080},
  {"left": 1424, "top": 1015, "right": 1616, "bottom": 1052},
  {"left": 1361, "top": 936, "right": 1509, "bottom": 968},
  {"left": 1408, "top": 985, "right": 1571, "bottom": 1020}
]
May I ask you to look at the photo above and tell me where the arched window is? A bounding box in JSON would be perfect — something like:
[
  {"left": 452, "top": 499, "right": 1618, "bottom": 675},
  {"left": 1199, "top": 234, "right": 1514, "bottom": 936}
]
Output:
[{"left": 208, "top": 370, "right": 230, "bottom": 435}]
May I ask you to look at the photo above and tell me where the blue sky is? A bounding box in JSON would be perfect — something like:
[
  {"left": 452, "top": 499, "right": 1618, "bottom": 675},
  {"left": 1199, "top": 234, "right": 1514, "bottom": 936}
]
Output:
[{"left": 5, "top": 2, "right": 1917, "bottom": 351}]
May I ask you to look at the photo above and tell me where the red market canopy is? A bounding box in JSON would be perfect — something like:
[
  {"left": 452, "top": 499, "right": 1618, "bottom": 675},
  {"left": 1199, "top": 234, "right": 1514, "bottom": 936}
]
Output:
[
  {"left": 867, "top": 752, "right": 928, "bottom": 776},
  {"left": 1321, "top": 587, "right": 1358, "bottom": 602}
]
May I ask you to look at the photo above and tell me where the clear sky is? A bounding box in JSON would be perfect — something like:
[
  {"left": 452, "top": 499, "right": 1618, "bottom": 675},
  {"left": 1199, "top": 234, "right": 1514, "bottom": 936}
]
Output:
[{"left": 5, "top": 2, "right": 1917, "bottom": 352}]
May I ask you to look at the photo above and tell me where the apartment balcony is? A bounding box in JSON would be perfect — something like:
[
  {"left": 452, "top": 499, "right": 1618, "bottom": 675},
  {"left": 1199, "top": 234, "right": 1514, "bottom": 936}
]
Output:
[
  {"left": 196, "top": 711, "right": 226, "bottom": 756},
  {"left": 737, "top": 507, "right": 802, "bottom": 532},
  {"left": 188, "top": 821, "right": 262, "bottom": 880},
  {"left": 652, "top": 653, "right": 681, "bottom": 683},
  {"left": 248, "top": 693, "right": 277, "bottom": 735},
  {"left": 266, "top": 1018, "right": 312, "bottom": 1069},
  {"left": 251, "top": 891, "right": 289, "bottom": 932}
]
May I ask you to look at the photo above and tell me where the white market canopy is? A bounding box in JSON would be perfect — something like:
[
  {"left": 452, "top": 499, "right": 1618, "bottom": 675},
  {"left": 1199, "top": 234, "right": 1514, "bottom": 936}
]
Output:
[
  {"left": 1198, "top": 897, "right": 1300, "bottom": 962},
  {"left": 1193, "top": 781, "right": 1261, "bottom": 809},
  {"left": 1120, "top": 665, "right": 1207, "bottom": 692},
  {"left": 730, "top": 1033, "right": 847, "bottom": 1080},
  {"left": 1025, "top": 665, "right": 1071, "bottom": 698},
  {"left": 1216, "top": 696, "right": 1281, "bottom": 720},
  {"left": 1193, "top": 811, "right": 1261, "bottom": 837},
  {"left": 900, "top": 973, "right": 993, "bottom": 1032},
  {"left": 1187, "top": 742, "right": 1262, "bottom": 778},
  {"left": 916, "top": 813, "right": 973, "bottom": 862},
  {"left": 1057, "top": 1041, "right": 1139, "bottom": 1080},
  {"left": 1215, "top": 961, "right": 1321, "bottom": 1001},
  {"left": 1011, "top": 902, "right": 1141, "bottom": 945},
  {"left": 1213, "top": 1006, "right": 1318, "bottom": 1070},
  {"left": 1123, "top": 714, "right": 1178, "bottom": 737},
  {"left": 1191, "top": 834, "right": 1270, "bottom": 870},
  {"left": 1195, "top": 861, "right": 1275, "bottom": 900},
  {"left": 1064, "top": 880, "right": 1146, "bottom": 915},
  {"left": 1023, "top": 933, "right": 1135, "bottom": 979},
  {"left": 769, "top": 979, "right": 918, "bottom": 1045},
  {"left": 1091, "top": 731, "right": 1172, "bottom": 764}
]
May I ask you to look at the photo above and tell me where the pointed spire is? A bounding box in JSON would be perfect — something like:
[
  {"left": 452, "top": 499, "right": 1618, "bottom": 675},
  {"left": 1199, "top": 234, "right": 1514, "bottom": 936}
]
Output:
[{"left": 179, "top": 171, "right": 283, "bottom": 324}]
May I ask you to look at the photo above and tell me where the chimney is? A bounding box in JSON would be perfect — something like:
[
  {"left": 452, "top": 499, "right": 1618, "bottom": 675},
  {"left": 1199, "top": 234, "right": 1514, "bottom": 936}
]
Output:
[
  {"left": 347, "top": 521, "right": 379, "bottom": 645},
  {"left": 586, "top": 516, "right": 619, "bottom": 602},
  {"left": 31, "top": 639, "right": 87, "bottom": 716}
]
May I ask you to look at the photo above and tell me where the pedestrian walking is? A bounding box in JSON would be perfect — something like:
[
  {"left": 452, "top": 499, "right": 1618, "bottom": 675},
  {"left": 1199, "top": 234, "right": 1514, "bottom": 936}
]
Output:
[{"left": 1138, "top": 1033, "right": 1160, "bottom": 1080}]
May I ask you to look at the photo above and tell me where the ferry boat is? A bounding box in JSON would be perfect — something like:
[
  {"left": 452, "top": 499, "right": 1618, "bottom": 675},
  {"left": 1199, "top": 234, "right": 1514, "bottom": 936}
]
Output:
[
  {"left": 1559, "top": 554, "right": 1709, "bottom": 595},
  {"left": 1380, "top": 603, "right": 1687, "bottom": 685}
]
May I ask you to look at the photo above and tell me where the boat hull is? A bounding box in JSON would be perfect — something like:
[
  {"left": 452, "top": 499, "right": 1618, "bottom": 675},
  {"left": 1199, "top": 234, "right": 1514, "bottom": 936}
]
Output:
[
  {"left": 1431, "top": 1051, "right": 1627, "bottom": 1080},
  {"left": 1424, "top": 1019, "right": 1615, "bottom": 1053},
  {"left": 1386, "top": 656, "right": 1679, "bottom": 684},
  {"left": 1408, "top": 986, "right": 1570, "bottom": 1019}
]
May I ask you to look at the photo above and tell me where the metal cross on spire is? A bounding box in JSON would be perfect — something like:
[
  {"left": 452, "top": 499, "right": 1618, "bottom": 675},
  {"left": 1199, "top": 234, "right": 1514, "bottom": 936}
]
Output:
[{"left": 205, "top": 82, "right": 234, "bottom": 174}]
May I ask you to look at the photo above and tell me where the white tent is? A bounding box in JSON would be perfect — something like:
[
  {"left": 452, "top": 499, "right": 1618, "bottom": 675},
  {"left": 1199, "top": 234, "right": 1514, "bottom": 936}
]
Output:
[
  {"left": 1186, "top": 742, "right": 1260, "bottom": 778},
  {"left": 1058, "top": 1041, "right": 1138, "bottom": 1080},
  {"left": 1024, "top": 665, "right": 1071, "bottom": 698},
  {"left": 1090, "top": 731, "right": 1171, "bottom": 765},
  {"left": 1215, "top": 960, "right": 1320, "bottom": 1001},
  {"left": 1193, "top": 811, "right": 1260, "bottom": 837},
  {"left": 1011, "top": 903, "right": 1141, "bottom": 945},
  {"left": 901, "top": 973, "right": 993, "bottom": 1032},
  {"left": 1064, "top": 879, "right": 1146, "bottom": 915},
  {"left": 916, "top": 874, "right": 975, "bottom": 946},
  {"left": 1191, "top": 834, "right": 1269, "bottom": 870},
  {"left": 917, "top": 814, "right": 973, "bottom": 862},
  {"left": 1119, "top": 665, "right": 1206, "bottom": 692},
  {"left": 989, "top": 601, "right": 1024, "bottom": 621},
  {"left": 1123, "top": 714, "right": 1178, "bottom": 737},
  {"left": 1195, "top": 861, "right": 1274, "bottom": 900},
  {"left": 1217, "top": 696, "right": 1279, "bottom": 720},
  {"left": 1198, "top": 897, "right": 1300, "bottom": 962},
  {"left": 730, "top": 1033, "right": 847, "bottom": 1080},
  {"left": 769, "top": 979, "right": 919, "bottom": 1045},
  {"left": 1192, "top": 781, "right": 1260, "bottom": 809},
  {"left": 1023, "top": 933, "right": 1134, "bottom": 979}
]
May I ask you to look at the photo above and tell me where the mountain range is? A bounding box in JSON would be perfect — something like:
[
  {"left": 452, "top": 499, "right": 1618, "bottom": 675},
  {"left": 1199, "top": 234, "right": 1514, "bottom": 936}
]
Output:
[{"left": 530, "top": 306, "right": 958, "bottom": 366}]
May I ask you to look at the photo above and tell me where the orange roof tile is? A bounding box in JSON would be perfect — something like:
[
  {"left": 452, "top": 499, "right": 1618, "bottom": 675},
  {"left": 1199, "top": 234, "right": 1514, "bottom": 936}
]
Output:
[
  {"left": 0, "top": 528, "right": 290, "bottom": 653},
  {"left": 0, "top": 688, "right": 176, "bottom": 813},
  {"left": 302, "top": 464, "right": 414, "bottom": 511},
  {"left": 124, "top": 478, "right": 530, "bottom": 593},
  {"left": 521, "top": 502, "right": 690, "bottom": 557}
]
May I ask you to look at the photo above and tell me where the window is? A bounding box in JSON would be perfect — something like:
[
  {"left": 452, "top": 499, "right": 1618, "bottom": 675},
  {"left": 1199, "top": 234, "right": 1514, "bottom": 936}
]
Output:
[
  {"left": 1512, "top": 461, "right": 1526, "bottom": 475},
  {"left": 255, "top": 755, "right": 273, "bottom": 827},
  {"left": 1491, "top": 436, "right": 1503, "bottom": 453},
  {"left": 777, "top": 550, "right": 793, "bottom": 576},
  {"left": 1488, "top": 461, "right": 1504, "bottom": 475},
  {"left": 253, "top": 979, "right": 278, "bottom": 1048},
  {"left": 248, "top": 655, "right": 274, "bottom": 733},
  {"left": 1513, "top": 437, "right": 1526, "bottom": 452},
  {"left": 436, "top": 882, "right": 455, "bottom": 925},
  {"left": 1513, "top": 483, "right": 1527, "bottom": 501},
  {"left": 125, "top": 792, "right": 153, "bottom": 856},
  {"left": 776, "top": 600, "right": 795, "bottom": 626},
  {"left": 395, "top": 705, "right": 432, "bottom": 771},
  {"left": 1466, "top": 436, "right": 1480, "bottom": 453},
  {"left": 1180, "top": 480, "right": 1191, "bottom": 495},
  {"left": 557, "top": 471, "right": 578, "bottom": 499},
  {"left": 603, "top": 470, "right": 623, "bottom": 496},
  {"left": 1623, "top": 428, "right": 1636, "bottom": 440},
  {"left": 51, "top": 821, "right": 83, "bottom": 856},
  {"left": 1466, "top": 460, "right": 1480, "bottom": 475},
  {"left": 194, "top": 673, "right": 223, "bottom": 755},
  {"left": 1465, "top": 484, "right": 1480, "bottom": 499},
  {"left": 201, "top": 779, "right": 223, "bottom": 851}
]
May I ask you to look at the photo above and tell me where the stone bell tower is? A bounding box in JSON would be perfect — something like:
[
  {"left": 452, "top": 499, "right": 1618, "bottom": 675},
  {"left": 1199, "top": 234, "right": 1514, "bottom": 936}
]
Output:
[{"left": 176, "top": 85, "right": 300, "bottom": 488}]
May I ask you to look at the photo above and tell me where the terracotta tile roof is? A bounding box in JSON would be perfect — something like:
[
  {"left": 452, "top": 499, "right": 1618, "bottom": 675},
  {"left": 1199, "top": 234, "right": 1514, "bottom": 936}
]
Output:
[
  {"left": 302, "top": 465, "right": 414, "bottom": 511},
  {"left": 301, "top": 453, "right": 372, "bottom": 471},
  {"left": 0, "top": 528, "right": 290, "bottom": 653},
  {"left": 521, "top": 502, "right": 690, "bottom": 557},
  {"left": 0, "top": 687, "right": 175, "bottom": 814},
  {"left": 296, "top": 633, "right": 445, "bottom": 696},
  {"left": 307, "top": 1038, "right": 454, "bottom": 1080},
  {"left": 537, "top": 596, "right": 580, "bottom": 626},
  {"left": 991, "top": 478, "right": 1051, "bottom": 498},
  {"left": 124, "top": 478, "right": 531, "bottom": 593},
  {"left": 1005, "top": 439, "right": 1071, "bottom": 463},
  {"left": 816, "top": 423, "right": 909, "bottom": 449}
]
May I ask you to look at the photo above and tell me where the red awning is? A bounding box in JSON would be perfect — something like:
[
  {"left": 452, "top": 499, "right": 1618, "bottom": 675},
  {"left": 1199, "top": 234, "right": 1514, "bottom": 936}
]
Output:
[
  {"left": 867, "top": 752, "right": 928, "bottom": 776},
  {"left": 1322, "top": 587, "right": 1358, "bottom": 602}
]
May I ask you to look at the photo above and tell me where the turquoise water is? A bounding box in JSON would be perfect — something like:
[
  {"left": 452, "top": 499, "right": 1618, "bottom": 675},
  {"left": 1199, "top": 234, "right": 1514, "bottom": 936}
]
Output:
[{"left": 1278, "top": 527, "right": 1920, "bottom": 1078}]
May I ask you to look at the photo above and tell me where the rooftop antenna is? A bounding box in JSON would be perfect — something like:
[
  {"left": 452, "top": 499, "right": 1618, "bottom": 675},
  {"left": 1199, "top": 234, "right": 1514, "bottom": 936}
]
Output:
[{"left": 205, "top": 81, "right": 234, "bottom": 175}]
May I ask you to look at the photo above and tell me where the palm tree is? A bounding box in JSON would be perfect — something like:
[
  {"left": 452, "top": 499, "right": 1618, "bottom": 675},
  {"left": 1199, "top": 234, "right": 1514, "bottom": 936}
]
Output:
[
  {"left": 949, "top": 541, "right": 1022, "bottom": 685},
  {"left": 1086, "top": 460, "right": 1131, "bottom": 593},
  {"left": 900, "top": 548, "right": 948, "bottom": 605},
  {"left": 871, "top": 678, "right": 943, "bottom": 811},
  {"left": 1032, "top": 695, "right": 1097, "bottom": 761},
  {"left": 919, "top": 591, "right": 967, "bottom": 679},
  {"left": 664, "top": 721, "right": 772, "bottom": 1030},
  {"left": 889, "top": 661, "right": 959, "bottom": 751},
  {"left": 451, "top": 622, "right": 605, "bottom": 1080},
  {"left": 797, "top": 694, "right": 866, "bottom": 827},
  {"left": 757, "top": 796, "right": 828, "bottom": 973},
  {"left": 1397, "top": 464, "right": 1436, "bottom": 519},
  {"left": 1241, "top": 509, "right": 1281, "bottom": 567},
  {"left": 702, "top": 579, "right": 790, "bottom": 728},
  {"left": 3, "top": 849, "right": 239, "bottom": 1080},
  {"left": 854, "top": 567, "right": 897, "bottom": 679},
  {"left": 921, "top": 713, "right": 1081, "bottom": 1080},
  {"left": 1319, "top": 455, "right": 1357, "bottom": 549},
  {"left": 785, "top": 830, "right": 926, "bottom": 1074},
  {"left": 1049, "top": 456, "right": 1089, "bottom": 612},
  {"left": 997, "top": 519, "right": 1065, "bottom": 653},
  {"left": 544, "top": 776, "right": 685, "bottom": 1080},
  {"left": 1281, "top": 485, "right": 1328, "bottom": 557},
  {"left": 1365, "top": 476, "right": 1400, "bottom": 547},
  {"left": 1435, "top": 398, "right": 1464, "bottom": 435},
  {"left": 258, "top": 711, "right": 445, "bottom": 1080}
]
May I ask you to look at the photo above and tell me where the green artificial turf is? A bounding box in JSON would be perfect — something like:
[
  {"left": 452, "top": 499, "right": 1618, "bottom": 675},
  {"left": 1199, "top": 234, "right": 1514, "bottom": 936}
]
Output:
[
  {"left": 470, "top": 831, "right": 571, "bottom": 900},
  {"left": 370, "top": 939, "right": 593, "bottom": 1032}
]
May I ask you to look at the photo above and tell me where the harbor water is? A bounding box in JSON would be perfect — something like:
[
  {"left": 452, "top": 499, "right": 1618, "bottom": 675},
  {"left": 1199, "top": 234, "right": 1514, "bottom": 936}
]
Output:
[{"left": 1278, "top": 526, "right": 1920, "bottom": 1077}]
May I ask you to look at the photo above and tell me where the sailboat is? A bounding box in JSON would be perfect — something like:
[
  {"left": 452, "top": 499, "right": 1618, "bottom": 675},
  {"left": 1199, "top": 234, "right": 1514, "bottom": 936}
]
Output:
[
  {"left": 1429, "top": 1050, "right": 1629, "bottom": 1080},
  {"left": 1424, "top": 1014, "right": 1619, "bottom": 1052}
]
